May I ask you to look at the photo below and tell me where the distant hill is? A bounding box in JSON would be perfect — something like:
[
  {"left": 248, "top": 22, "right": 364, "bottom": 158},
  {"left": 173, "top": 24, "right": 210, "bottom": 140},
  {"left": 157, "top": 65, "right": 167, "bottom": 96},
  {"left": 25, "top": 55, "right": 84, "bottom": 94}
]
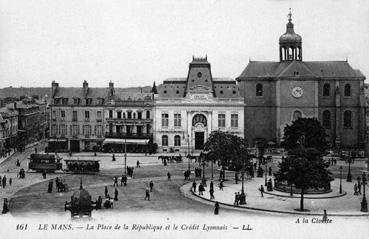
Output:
[{"left": 0, "top": 86, "right": 152, "bottom": 99}]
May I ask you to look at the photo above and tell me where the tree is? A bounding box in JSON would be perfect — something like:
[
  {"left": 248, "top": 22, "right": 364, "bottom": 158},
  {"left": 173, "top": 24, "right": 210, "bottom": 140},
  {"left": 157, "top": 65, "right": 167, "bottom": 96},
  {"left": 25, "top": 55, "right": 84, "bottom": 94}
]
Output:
[
  {"left": 203, "top": 131, "right": 248, "bottom": 173},
  {"left": 275, "top": 148, "right": 333, "bottom": 211},
  {"left": 281, "top": 118, "right": 329, "bottom": 153}
]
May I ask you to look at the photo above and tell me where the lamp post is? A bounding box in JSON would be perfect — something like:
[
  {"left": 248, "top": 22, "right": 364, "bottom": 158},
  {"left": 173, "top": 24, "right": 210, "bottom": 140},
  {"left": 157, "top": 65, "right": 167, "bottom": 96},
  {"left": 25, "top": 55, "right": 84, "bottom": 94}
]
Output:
[
  {"left": 339, "top": 166, "right": 343, "bottom": 194},
  {"left": 360, "top": 172, "right": 368, "bottom": 212},
  {"left": 187, "top": 134, "right": 190, "bottom": 161},
  {"left": 201, "top": 156, "right": 207, "bottom": 187},
  {"left": 347, "top": 156, "right": 352, "bottom": 182},
  {"left": 264, "top": 158, "right": 268, "bottom": 186},
  {"left": 124, "top": 138, "right": 127, "bottom": 176},
  {"left": 239, "top": 168, "right": 246, "bottom": 205}
]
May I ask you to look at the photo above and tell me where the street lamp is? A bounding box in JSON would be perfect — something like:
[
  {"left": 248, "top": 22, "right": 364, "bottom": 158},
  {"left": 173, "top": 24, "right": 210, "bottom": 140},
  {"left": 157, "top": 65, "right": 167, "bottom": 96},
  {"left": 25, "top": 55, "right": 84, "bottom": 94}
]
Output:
[
  {"left": 264, "top": 158, "right": 268, "bottom": 186},
  {"left": 347, "top": 156, "right": 352, "bottom": 182},
  {"left": 124, "top": 138, "right": 127, "bottom": 176},
  {"left": 201, "top": 155, "right": 207, "bottom": 187},
  {"left": 339, "top": 166, "right": 343, "bottom": 194},
  {"left": 239, "top": 167, "right": 246, "bottom": 205},
  {"left": 360, "top": 172, "right": 368, "bottom": 212}
]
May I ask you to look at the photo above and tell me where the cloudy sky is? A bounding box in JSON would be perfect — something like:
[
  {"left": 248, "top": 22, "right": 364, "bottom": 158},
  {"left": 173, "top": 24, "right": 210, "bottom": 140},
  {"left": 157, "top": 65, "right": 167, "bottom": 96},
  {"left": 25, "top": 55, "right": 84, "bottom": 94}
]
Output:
[{"left": 0, "top": 0, "right": 368, "bottom": 88}]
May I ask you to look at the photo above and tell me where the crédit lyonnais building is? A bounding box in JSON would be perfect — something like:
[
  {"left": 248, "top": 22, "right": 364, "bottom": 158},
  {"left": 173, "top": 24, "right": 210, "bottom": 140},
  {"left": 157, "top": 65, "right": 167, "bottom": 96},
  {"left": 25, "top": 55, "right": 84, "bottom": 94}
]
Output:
[
  {"left": 153, "top": 57, "right": 244, "bottom": 153},
  {"left": 236, "top": 11, "right": 366, "bottom": 149}
]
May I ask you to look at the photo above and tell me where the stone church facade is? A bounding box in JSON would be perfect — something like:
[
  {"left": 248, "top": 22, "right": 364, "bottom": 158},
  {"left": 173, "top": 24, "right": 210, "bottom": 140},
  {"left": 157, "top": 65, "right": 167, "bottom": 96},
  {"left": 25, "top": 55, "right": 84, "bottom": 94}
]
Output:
[{"left": 236, "top": 11, "right": 366, "bottom": 149}]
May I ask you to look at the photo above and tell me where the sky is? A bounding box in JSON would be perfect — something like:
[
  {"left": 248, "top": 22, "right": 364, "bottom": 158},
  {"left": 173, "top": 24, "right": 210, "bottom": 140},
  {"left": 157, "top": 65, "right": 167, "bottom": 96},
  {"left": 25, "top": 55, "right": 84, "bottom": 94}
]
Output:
[{"left": 0, "top": 0, "right": 368, "bottom": 88}]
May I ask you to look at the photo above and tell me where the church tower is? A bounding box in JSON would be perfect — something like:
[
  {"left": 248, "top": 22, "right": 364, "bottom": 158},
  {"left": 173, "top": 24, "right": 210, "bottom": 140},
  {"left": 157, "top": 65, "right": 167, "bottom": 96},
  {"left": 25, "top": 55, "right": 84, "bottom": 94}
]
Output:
[{"left": 279, "top": 9, "right": 302, "bottom": 62}]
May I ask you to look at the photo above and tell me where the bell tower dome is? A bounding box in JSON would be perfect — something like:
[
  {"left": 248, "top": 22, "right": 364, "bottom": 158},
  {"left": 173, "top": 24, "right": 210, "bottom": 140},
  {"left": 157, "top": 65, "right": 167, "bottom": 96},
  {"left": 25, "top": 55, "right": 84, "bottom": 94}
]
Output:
[{"left": 279, "top": 9, "right": 302, "bottom": 62}]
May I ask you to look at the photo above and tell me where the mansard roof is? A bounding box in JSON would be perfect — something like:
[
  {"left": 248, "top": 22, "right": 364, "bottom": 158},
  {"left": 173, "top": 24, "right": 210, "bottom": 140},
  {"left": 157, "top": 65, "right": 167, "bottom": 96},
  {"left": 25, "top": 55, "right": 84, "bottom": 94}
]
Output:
[{"left": 237, "top": 60, "right": 365, "bottom": 80}]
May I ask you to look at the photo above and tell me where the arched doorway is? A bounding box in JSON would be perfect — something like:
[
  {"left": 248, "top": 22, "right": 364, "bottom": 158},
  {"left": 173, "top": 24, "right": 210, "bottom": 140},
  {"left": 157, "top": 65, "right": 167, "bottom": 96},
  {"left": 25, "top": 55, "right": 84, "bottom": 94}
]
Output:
[{"left": 192, "top": 114, "right": 207, "bottom": 150}]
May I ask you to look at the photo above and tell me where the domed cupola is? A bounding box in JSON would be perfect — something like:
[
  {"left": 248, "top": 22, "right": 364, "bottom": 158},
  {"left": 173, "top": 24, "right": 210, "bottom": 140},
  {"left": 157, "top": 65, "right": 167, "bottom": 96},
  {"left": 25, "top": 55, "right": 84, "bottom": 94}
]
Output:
[{"left": 279, "top": 9, "right": 302, "bottom": 62}]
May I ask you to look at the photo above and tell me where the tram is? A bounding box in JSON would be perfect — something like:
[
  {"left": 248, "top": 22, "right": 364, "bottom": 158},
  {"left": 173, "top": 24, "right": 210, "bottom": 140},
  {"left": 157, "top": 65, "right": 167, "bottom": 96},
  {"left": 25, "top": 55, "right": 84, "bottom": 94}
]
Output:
[
  {"left": 64, "top": 159, "right": 100, "bottom": 174},
  {"left": 28, "top": 153, "right": 63, "bottom": 173}
]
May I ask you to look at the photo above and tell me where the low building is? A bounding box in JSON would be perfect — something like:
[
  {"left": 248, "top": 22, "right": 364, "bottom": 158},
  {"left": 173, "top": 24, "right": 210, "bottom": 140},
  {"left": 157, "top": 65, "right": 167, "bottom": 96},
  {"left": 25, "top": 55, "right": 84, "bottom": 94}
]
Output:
[
  {"left": 14, "top": 99, "right": 47, "bottom": 147},
  {"left": 0, "top": 106, "right": 18, "bottom": 152}
]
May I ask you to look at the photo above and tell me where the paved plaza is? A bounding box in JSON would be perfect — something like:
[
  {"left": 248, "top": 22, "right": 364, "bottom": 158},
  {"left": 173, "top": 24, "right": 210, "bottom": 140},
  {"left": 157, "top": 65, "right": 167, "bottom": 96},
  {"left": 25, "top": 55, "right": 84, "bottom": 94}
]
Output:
[{"left": 0, "top": 143, "right": 368, "bottom": 218}]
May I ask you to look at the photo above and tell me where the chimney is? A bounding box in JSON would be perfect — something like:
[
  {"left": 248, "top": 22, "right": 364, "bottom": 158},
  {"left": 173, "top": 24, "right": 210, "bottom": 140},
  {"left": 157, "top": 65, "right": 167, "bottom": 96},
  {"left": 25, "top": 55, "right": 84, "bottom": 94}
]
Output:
[
  {"left": 83, "top": 80, "right": 89, "bottom": 97},
  {"left": 109, "top": 81, "right": 115, "bottom": 97},
  {"left": 51, "top": 81, "right": 59, "bottom": 98}
]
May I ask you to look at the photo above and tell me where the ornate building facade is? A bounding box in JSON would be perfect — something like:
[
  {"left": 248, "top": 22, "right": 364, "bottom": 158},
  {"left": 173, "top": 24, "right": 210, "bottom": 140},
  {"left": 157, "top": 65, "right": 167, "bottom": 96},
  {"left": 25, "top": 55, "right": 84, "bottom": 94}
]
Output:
[
  {"left": 153, "top": 57, "right": 244, "bottom": 153},
  {"left": 236, "top": 11, "right": 366, "bottom": 149},
  {"left": 103, "top": 82, "right": 153, "bottom": 153},
  {"left": 49, "top": 81, "right": 153, "bottom": 152}
]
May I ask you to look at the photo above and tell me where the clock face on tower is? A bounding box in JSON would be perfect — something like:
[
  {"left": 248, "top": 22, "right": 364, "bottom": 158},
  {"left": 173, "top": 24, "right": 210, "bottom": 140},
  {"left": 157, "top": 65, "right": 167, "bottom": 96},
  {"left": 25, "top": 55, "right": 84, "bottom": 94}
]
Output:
[{"left": 291, "top": 87, "right": 303, "bottom": 98}]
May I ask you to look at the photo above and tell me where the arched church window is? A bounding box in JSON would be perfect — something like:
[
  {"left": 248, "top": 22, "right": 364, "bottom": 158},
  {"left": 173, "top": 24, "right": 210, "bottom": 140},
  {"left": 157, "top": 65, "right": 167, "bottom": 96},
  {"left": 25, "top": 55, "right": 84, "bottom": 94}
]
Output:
[
  {"left": 256, "top": 83, "right": 263, "bottom": 96},
  {"left": 323, "top": 83, "right": 330, "bottom": 96},
  {"left": 344, "top": 84, "right": 351, "bottom": 97},
  {"left": 322, "top": 110, "right": 331, "bottom": 128},
  {"left": 293, "top": 110, "right": 302, "bottom": 121},
  {"left": 343, "top": 111, "right": 352, "bottom": 128},
  {"left": 192, "top": 114, "right": 207, "bottom": 127},
  {"left": 162, "top": 135, "right": 168, "bottom": 146}
]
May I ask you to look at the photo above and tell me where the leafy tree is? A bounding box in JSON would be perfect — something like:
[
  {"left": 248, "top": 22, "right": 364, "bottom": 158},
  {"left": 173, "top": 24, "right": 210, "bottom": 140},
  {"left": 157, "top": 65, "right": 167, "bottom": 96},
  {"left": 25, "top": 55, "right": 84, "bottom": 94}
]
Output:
[
  {"left": 275, "top": 148, "right": 333, "bottom": 211},
  {"left": 203, "top": 131, "right": 248, "bottom": 174},
  {"left": 281, "top": 118, "right": 328, "bottom": 153}
]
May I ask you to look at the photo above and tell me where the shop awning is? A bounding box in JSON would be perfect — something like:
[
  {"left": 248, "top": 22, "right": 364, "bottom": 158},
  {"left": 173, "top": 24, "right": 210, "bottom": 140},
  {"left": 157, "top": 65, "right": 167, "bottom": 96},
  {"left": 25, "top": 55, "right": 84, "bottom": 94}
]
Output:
[
  {"left": 48, "top": 138, "right": 68, "bottom": 142},
  {"left": 103, "top": 138, "right": 149, "bottom": 145}
]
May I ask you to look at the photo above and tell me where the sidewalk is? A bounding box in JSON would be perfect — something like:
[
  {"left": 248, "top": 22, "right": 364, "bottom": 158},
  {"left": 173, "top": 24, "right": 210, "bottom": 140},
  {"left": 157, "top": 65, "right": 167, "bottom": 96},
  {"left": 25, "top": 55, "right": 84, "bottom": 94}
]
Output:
[{"left": 181, "top": 177, "right": 369, "bottom": 216}]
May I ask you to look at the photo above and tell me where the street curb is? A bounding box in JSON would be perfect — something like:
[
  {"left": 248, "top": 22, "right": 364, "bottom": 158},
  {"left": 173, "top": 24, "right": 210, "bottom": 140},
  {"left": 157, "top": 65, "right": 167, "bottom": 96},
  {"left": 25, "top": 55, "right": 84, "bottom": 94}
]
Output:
[
  {"left": 263, "top": 190, "right": 347, "bottom": 199},
  {"left": 182, "top": 183, "right": 369, "bottom": 217}
]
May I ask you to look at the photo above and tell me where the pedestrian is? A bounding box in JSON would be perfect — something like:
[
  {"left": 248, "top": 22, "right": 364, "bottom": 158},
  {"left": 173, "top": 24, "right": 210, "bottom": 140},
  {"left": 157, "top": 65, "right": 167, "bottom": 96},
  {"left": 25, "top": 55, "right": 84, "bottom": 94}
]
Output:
[
  {"left": 167, "top": 172, "right": 171, "bottom": 180},
  {"left": 358, "top": 177, "right": 362, "bottom": 195},
  {"left": 192, "top": 180, "right": 197, "bottom": 192},
  {"left": 136, "top": 160, "right": 140, "bottom": 168},
  {"left": 214, "top": 202, "right": 219, "bottom": 215},
  {"left": 269, "top": 167, "right": 272, "bottom": 176},
  {"left": 219, "top": 181, "right": 224, "bottom": 190},
  {"left": 235, "top": 172, "right": 239, "bottom": 184},
  {"left": 149, "top": 181, "right": 154, "bottom": 192},
  {"left": 260, "top": 185, "right": 264, "bottom": 197},
  {"left": 210, "top": 188, "right": 215, "bottom": 200},
  {"left": 199, "top": 184, "right": 204, "bottom": 196},
  {"left": 104, "top": 186, "right": 109, "bottom": 198},
  {"left": 2, "top": 176, "right": 6, "bottom": 188},
  {"left": 234, "top": 192, "right": 239, "bottom": 206},
  {"left": 34, "top": 148, "right": 37, "bottom": 154},
  {"left": 9, "top": 178, "right": 12, "bottom": 186},
  {"left": 113, "top": 177, "right": 118, "bottom": 187},
  {"left": 114, "top": 188, "right": 118, "bottom": 201},
  {"left": 2, "top": 198, "right": 9, "bottom": 214},
  {"left": 16, "top": 160, "right": 20, "bottom": 167},
  {"left": 112, "top": 154, "right": 116, "bottom": 161},
  {"left": 210, "top": 181, "right": 214, "bottom": 192},
  {"left": 47, "top": 180, "right": 53, "bottom": 193},
  {"left": 354, "top": 184, "right": 358, "bottom": 195},
  {"left": 144, "top": 187, "right": 150, "bottom": 200}
]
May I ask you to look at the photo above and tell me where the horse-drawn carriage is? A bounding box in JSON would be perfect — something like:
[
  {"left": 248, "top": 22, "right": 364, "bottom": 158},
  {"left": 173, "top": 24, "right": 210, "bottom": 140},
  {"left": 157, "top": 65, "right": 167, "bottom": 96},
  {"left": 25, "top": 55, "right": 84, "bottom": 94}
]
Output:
[
  {"left": 64, "top": 159, "right": 100, "bottom": 174},
  {"left": 28, "top": 153, "right": 63, "bottom": 173}
]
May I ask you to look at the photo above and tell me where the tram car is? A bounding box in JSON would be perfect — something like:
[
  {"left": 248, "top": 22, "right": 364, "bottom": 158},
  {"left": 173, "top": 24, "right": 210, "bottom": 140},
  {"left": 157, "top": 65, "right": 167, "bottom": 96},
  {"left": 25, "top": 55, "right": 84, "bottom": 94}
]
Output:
[
  {"left": 64, "top": 159, "right": 100, "bottom": 174},
  {"left": 28, "top": 153, "right": 63, "bottom": 173}
]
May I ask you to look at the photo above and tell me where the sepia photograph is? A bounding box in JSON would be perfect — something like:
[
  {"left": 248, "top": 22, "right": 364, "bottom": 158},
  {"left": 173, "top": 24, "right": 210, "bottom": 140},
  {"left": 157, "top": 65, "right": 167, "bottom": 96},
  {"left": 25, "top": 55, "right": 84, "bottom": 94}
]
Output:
[{"left": 0, "top": 0, "right": 368, "bottom": 238}]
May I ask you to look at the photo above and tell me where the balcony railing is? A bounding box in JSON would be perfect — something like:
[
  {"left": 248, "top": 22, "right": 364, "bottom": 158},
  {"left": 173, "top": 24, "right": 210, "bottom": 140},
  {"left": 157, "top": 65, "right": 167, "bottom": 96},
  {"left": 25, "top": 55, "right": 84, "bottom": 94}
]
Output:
[{"left": 105, "top": 132, "right": 152, "bottom": 139}]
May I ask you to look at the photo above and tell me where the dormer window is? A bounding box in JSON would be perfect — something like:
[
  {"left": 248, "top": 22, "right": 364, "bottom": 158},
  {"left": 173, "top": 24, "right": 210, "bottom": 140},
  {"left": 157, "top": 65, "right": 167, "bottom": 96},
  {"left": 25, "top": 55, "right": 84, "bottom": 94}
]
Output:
[{"left": 86, "top": 98, "right": 93, "bottom": 105}]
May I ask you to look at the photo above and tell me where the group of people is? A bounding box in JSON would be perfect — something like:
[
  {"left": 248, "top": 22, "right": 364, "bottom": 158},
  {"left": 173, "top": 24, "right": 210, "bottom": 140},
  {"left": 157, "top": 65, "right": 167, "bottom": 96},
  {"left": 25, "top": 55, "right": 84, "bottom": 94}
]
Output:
[
  {"left": 0, "top": 149, "right": 12, "bottom": 158},
  {"left": 194, "top": 167, "right": 202, "bottom": 178},
  {"left": 103, "top": 186, "right": 118, "bottom": 208},
  {"left": 144, "top": 181, "right": 155, "bottom": 200}
]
